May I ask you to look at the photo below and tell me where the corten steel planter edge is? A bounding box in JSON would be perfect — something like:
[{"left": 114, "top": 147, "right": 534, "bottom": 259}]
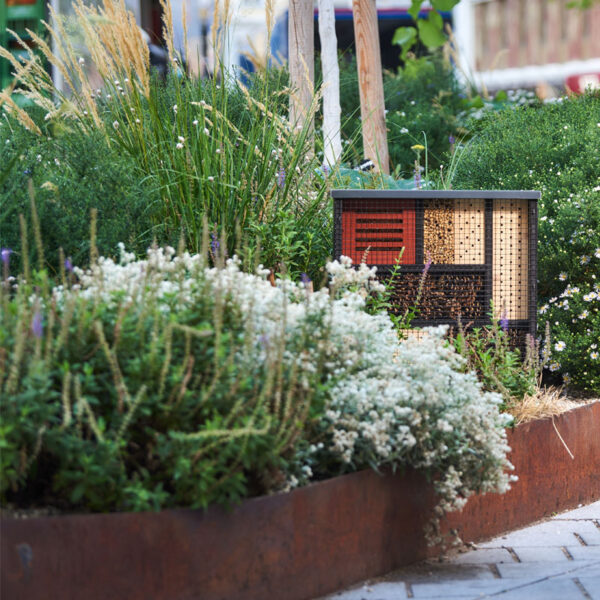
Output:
[{"left": 2, "top": 402, "right": 599, "bottom": 600}]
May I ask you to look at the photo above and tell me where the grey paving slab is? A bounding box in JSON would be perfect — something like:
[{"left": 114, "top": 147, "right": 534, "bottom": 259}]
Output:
[
  {"left": 326, "top": 582, "right": 410, "bottom": 600},
  {"left": 554, "top": 562, "right": 600, "bottom": 579},
  {"left": 508, "top": 545, "right": 570, "bottom": 563},
  {"left": 450, "top": 548, "right": 515, "bottom": 565},
  {"left": 574, "top": 576, "right": 600, "bottom": 600},
  {"left": 488, "top": 577, "right": 587, "bottom": 600},
  {"left": 496, "top": 559, "right": 597, "bottom": 580},
  {"left": 478, "top": 519, "right": 600, "bottom": 548},
  {"left": 567, "top": 545, "right": 600, "bottom": 560},
  {"left": 410, "top": 579, "right": 512, "bottom": 598},
  {"left": 552, "top": 501, "right": 600, "bottom": 520}
]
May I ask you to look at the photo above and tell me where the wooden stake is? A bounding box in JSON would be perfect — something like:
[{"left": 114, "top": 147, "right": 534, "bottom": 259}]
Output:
[
  {"left": 352, "top": 0, "right": 389, "bottom": 174},
  {"left": 318, "top": 0, "right": 342, "bottom": 167},
  {"left": 288, "top": 0, "right": 314, "bottom": 134}
]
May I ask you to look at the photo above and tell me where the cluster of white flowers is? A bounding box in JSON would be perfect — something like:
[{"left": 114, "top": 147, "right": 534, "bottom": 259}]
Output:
[
  {"left": 321, "top": 327, "right": 514, "bottom": 531},
  {"left": 52, "top": 248, "right": 514, "bottom": 532}
]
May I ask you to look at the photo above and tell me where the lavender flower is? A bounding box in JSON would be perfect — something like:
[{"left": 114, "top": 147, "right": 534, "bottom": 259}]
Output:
[
  {"left": 448, "top": 135, "right": 455, "bottom": 145},
  {"left": 31, "top": 310, "right": 43, "bottom": 339},
  {"left": 1, "top": 248, "right": 11, "bottom": 267},
  {"left": 500, "top": 311, "right": 509, "bottom": 333},
  {"left": 210, "top": 233, "right": 220, "bottom": 255},
  {"left": 64, "top": 257, "right": 73, "bottom": 273},
  {"left": 414, "top": 165, "right": 421, "bottom": 190},
  {"left": 422, "top": 252, "right": 432, "bottom": 276},
  {"left": 277, "top": 167, "right": 286, "bottom": 188},
  {"left": 300, "top": 273, "right": 313, "bottom": 292}
]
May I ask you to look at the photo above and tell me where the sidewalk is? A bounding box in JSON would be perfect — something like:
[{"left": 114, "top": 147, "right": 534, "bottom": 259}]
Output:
[{"left": 323, "top": 501, "right": 600, "bottom": 600}]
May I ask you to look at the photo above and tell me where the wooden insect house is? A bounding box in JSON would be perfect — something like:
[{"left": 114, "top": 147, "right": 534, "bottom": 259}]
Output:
[{"left": 333, "top": 190, "right": 539, "bottom": 347}]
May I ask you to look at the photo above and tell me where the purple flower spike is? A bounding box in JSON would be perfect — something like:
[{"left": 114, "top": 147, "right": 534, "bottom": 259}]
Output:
[
  {"left": 414, "top": 166, "right": 421, "bottom": 190},
  {"left": 32, "top": 310, "right": 44, "bottom": 339},
  {"left": 1, "top": 248, "right": 12, "bottom": 266},
  {"left": 500, "top": 311, "right": 509, "bottom": 333},
  {"left": 277, "top": 168, "right": 286, "bottom": 188},
  {"left": 448, "top": 135, "right": 456, "bottom": 145},
  {"left": 64, "top": 257, "right": 73, "bottom": 273},
  {"left": 422, "top": 252, "right": 432, "bottom": 276},
  {"left": 210, "top": 232, "right": 220, "bottom": 255}
]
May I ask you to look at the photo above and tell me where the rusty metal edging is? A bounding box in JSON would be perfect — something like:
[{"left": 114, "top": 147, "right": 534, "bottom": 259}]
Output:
[{"left": 2, "top": 402, "right": 599, "bottom": 600}]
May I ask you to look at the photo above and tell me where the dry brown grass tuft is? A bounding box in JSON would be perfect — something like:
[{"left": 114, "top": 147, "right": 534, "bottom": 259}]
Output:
[
  {"left": 1, "top": 0, "right": 159, "bottom": 129},
  {"left": 508, "top": 386, "right": 581, "bottom": 425}
]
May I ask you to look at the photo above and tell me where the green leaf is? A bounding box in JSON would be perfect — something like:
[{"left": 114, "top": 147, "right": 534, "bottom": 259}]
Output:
[
  {"left": 417, "top": 16, "right": 447, "bottom": 48},
  {"left": 408, "top": 0, "right": 422, "bottom": 21},
  {"left": 392, "top": 26, "right": 417, "bottom": 60},
  {"left": 392, "top": 26, "right": 417, "bottom": 48},
  {"left": 427, "top": 10, "right": 444, "bottom": 29},
  {"left": 431, "top": 0, "right": 461, "bottom": 12}
]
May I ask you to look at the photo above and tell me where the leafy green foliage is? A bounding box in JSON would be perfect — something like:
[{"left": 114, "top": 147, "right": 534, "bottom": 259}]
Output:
[
  {"left": 451, "top": 92, "right": 600, "bottom": 393},
  {"left": 0, "top": 250, "right": 317, "bottom": 511},
  {"left": 394, "top": 0, "right": 460, "bottom": 57},
  {"left": 340, "top": 53, "right": 464, "bottom": 176},
  {"left": 0, "top": 110, "right": 161, "bottom": 274},
  {"left": 452, "top": 316, "right": 539, "bottom": 408},
  {"left": 98, "top": 69, "right": 331, "bottom": 282}
]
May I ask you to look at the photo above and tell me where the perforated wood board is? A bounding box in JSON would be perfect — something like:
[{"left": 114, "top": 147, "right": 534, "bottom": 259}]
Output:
[
  {"left": 454, "top": 199, "right": 485, "bottom": 264},
  {"left": 492, "top": 199, "right": 529, "bottom": 319}
]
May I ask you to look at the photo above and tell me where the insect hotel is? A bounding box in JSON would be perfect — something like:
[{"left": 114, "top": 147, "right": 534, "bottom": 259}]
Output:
[{"left": 333, "top": 190, "right": 539, "bottom": 347}]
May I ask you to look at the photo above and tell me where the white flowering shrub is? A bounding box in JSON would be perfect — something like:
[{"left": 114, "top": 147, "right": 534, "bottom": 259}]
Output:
[{"left": 2, "top": 248, "right": 513, "bottom": 532}]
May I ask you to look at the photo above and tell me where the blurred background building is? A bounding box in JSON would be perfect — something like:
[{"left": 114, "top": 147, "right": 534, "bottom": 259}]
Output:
[{"left": 2, "top": 0, "right": 600, "bottom": 95}]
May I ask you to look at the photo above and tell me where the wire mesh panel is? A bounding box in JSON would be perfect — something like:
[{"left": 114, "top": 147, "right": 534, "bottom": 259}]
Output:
[{"left": 333, "top": 190, "right": 539, "bottom": 345}]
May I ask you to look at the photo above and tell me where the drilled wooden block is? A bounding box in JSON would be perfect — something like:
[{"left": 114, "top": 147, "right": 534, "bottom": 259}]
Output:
[
  {"left": 424, "top": 199, "right": 454, "bottom": 264},
  {"left": 493, "top": 199, "right": 529, "bottom": 320},
  {"left": 454, "top": 199, "right": 485, "bottom": 264}
]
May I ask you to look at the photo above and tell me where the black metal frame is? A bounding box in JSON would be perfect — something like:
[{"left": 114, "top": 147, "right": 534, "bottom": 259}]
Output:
[{"left": 332, "top": 189, "right": 540, "bottom": 344}]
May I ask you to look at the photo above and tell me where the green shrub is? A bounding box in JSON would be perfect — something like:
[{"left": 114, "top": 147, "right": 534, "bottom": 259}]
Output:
[
  {"left": 1, "top": 247, "right": 513, "bottom": 533},
  {"left": 451, "top": 92, "right": 600, "bottom": 393},
  {"left": 0, "top": 111, "right": 162, "bottom": 274},
  {"left": 1, "top": 0, "right": 332, "bottom": 282}
]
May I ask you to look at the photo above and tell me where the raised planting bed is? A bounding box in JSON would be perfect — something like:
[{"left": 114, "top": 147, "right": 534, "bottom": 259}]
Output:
[{"left": 2, "top": 402, "right": 599, "bottom": 600}]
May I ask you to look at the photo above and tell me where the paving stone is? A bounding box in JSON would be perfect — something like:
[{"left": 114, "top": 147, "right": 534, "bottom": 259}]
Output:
[
  {"left": 410, "top": 578, "right": 511, "bottom": 598},
  {"left": 448, "top": 547, "right": 514, "bottom": 565},
  {"left": 508, "top": 545, "right": 570, "bottom": 563},
  {"left": 478, "top": 519, "right": 600, "bottom": 548},
  {"left": 552, "top": 501, "right": 600, "bottom": 521},
  {"left": 496, "top": 559, "right": 597, "bottom": 580},
  {"left": 573, "top": 576, "right": 600, "bottom": 600},
  {"left": 490, "top": 577, "right": 588, "bottom": 600},
  {"left": 567, "top": 545, "right": 600, "bottom": 560},
  {"left": 325, "top": 582, "right": 409, "bottom": 600}
]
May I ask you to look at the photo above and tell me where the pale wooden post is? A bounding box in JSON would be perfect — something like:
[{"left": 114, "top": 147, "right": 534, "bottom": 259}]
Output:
[
  {"left": 318, "top": 0, "right": 342, "bottom": 167},
  {"left": 352, "top": 0, "right": 389, "bottom": 174},
  {"left": 288, "top": 0, "right": 315, "bottom": 134}
]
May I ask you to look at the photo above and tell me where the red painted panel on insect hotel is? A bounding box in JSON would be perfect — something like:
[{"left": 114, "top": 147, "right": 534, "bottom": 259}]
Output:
[{"left": 341, "top": 200, "right": 416, "bottom": 264}]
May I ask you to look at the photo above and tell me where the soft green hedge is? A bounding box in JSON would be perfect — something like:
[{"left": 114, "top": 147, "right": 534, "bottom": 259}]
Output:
[{"left": 0, "top": 112, "right": 161, "bottom": 274}]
